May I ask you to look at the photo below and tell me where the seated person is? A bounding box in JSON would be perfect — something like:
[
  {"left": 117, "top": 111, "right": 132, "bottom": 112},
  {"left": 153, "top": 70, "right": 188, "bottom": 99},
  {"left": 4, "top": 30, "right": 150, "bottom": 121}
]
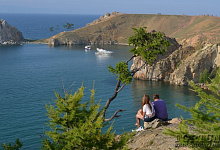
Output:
[
  {"left": 152, "top": 93, "right": 168, "bottom": 121},
  {"left": 135, "top": 94, "right": 155, "bottom": 127}
]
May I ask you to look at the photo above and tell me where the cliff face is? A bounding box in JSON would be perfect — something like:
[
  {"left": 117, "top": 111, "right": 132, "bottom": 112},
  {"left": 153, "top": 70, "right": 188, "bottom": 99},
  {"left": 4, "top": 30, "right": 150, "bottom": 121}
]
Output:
[
  {"left": 47, "top": 13, "right": 220, "bottom": 47},
  {"left": 131, "top": 44, "right": 220, "bottom": 85},
  {"left": 169, "top": 44, "right": 220, "bottom": 85},
  {"left": 0, "top": 20, "right": 24, "bottom": 44}
]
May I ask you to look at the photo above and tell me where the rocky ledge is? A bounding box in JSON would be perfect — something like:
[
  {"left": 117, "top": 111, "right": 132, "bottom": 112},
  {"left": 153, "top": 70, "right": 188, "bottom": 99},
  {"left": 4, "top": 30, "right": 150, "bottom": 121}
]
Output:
[
  {"left": 0, "top": 19, "right": 24, "bottom": 45},
  {"left": 127, "top": 118, "right": 191, "bottom": 150}
]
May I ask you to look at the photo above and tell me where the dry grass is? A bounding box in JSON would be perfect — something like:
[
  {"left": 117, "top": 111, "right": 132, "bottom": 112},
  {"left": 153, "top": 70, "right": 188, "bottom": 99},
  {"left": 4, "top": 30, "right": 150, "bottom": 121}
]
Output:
[{"left": 46, "top": 14, "right": 220, "bottom": 46}]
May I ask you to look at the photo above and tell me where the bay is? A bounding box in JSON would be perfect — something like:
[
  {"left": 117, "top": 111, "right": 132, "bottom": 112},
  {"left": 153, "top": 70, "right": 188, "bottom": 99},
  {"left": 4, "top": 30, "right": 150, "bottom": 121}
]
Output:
[
  {"left": 0, "top": 13, "right": 100, "bottom": 40},
  {"left": 0, "top": 14, "right": 200, "bottom": 149}
]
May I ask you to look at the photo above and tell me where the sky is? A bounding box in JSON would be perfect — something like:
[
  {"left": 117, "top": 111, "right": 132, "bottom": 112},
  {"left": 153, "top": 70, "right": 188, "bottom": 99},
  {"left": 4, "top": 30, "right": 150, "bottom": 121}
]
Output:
[{"left": 0, "top": 0, "right": 219, "bottom": 16}]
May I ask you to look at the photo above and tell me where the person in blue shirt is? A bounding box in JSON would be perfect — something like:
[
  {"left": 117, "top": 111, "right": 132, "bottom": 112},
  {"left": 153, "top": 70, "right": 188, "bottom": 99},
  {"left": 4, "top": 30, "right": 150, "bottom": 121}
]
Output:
[{"left": 152, "top": 93, "right": 168, "bottom": 121}]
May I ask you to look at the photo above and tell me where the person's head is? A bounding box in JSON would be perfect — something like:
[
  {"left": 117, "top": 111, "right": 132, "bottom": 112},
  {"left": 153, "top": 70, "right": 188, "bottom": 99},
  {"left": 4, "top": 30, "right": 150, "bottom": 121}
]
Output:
[
  {"left": 153, "top": 93, "right": 160, "bottom": 101},
  {"left": 142, "top": 94, "right": 151, "bottom": 108}
]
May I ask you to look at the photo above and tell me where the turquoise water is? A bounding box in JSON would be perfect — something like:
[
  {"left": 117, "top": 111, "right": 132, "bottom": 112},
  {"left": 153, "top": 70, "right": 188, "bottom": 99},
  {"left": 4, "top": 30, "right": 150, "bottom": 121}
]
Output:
[
  {"left": 0, "top": 13, "right": 100, "bottom": 40},
  {"left": 0, "top": 44, "right": 199, "bottom": 149},
  {"left": 0, "top": 14, "right": 200, "bottom": 149}
]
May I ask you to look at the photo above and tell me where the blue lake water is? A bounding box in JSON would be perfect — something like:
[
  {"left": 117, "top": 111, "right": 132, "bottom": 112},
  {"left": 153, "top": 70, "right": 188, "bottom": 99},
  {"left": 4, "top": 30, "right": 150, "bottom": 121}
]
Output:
[
  {"left": 0, "top": 13, "right": 100, "bottom": 40},
  {"left": 0, "top": 14, "right": 200, "bottom": 149}
]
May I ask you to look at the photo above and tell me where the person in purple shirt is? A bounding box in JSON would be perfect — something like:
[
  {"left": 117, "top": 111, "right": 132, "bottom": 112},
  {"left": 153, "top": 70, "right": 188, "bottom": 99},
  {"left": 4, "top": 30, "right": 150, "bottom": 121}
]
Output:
[{"left": 152, "top": 93, "right": 168, "bottom": 121}]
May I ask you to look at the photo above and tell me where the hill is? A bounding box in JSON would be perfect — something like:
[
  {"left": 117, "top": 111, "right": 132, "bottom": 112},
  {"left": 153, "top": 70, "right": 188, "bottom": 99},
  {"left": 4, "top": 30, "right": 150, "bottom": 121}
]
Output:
[
  {"left": 0, "top": 19, "right": 24, "bottom": 44},
  {"left": 47, "top": 13, "right": 220, "bottom": 46}
]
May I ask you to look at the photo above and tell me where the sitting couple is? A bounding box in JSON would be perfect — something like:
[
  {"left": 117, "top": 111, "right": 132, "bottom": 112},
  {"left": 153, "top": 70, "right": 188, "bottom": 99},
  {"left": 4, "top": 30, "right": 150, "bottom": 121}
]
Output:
[{"left": 135, "top": 93, "right": 168, "bottom": 127}]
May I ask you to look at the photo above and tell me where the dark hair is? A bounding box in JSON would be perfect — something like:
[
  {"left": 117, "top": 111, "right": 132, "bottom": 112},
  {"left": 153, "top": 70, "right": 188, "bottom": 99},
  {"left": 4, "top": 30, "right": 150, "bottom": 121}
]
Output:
[{"left": 153, "top": 93, "right": 160, "bottom": 100}]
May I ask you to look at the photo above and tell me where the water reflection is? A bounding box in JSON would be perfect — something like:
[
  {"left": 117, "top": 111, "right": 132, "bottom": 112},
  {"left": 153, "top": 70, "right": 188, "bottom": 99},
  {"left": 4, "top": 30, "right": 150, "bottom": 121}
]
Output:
[
  {"left": 95, "top": 53, "right": 112, "bottom": 61},
  {"left": 130, "top": 79, "right": 200, "bottom": 119}
]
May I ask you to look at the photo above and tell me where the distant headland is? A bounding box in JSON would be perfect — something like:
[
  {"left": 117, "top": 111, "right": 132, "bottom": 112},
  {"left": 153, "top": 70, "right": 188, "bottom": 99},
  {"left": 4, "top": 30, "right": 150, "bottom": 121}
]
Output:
[
  {"left": 46, "top": 12, "right": 220, "bottom": 47},
  {"left": 0, "top": 19, "right": 24, "bottom": 45},
  {"left": 45, "top": 13, "right": 220, "bottom": 86}
]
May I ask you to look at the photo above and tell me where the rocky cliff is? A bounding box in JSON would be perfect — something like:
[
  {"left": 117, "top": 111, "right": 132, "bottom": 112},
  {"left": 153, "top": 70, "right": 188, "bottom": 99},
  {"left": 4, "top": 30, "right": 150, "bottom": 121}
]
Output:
[
  {"left": 0, "top": 19, "right": 24, "bottom": 44},
  {"left": 131, "top": 43, "right": 220, "bottom": 85},
  {"left": 46, "top": 13, "right": 220, "bottom": 85}
]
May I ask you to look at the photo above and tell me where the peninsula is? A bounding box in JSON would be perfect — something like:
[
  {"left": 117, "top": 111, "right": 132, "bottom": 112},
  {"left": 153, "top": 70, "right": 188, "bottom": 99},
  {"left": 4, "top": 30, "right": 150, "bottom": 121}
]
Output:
[{"left": 46, "top": 13, "right": 220, "bottom": 47}]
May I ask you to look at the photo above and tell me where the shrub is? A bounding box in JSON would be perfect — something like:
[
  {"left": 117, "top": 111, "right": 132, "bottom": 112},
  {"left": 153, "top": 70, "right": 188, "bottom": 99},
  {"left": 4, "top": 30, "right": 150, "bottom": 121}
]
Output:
[{"left": 41, "top": 84, "right": 131, "bottom": 150}]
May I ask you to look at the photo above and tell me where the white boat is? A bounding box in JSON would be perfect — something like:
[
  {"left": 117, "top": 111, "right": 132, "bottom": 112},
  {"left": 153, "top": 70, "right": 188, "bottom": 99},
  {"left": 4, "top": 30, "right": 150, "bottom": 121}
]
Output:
[
  {"left": 95, "top": 48, "right": 113, "bottom": 55},
  {"left": 2, "top": 42, "right": 8, "bottom": 45},
  {"left": 85, "top": 45, "right": 91, "bottom": 50}
]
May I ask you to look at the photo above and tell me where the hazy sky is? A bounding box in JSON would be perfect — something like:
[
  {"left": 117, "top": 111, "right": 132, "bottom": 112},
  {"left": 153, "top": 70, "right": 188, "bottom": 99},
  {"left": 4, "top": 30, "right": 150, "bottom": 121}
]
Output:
[{"left": 0, "top": 0, "right": 219, "bottom": 16}]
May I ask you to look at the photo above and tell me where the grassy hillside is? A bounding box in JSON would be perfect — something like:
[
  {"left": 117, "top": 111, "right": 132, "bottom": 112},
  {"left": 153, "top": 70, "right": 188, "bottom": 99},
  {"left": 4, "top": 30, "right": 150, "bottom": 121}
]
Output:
[{"left": 49, "top": 14, "right": 220, "bottom": 46}]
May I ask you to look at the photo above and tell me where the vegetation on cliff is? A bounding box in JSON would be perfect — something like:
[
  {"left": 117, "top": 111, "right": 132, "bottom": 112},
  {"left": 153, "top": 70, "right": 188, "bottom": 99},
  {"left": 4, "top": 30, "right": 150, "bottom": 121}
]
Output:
[
  {"left": 41, "top": 85, "right": 131, "bottom": 150},
  {"left": 164, "top": 69, "right": 220, "bottom": 149}
]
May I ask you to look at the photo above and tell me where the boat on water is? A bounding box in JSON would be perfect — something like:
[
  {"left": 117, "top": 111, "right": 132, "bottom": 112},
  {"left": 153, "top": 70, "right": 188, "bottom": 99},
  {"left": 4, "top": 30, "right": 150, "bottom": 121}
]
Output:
[
  {"left": 85, "top": 45, "right": 91, "bottom": 50},
  {"left": 95, "top": 48, "right": 113, "bottom": 55}
]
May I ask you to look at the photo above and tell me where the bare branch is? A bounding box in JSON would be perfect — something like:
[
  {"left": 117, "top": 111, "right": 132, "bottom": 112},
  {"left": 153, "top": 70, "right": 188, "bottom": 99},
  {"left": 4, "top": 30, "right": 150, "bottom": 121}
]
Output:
[
  {"left": 117, "top": 83, "right": 126, "bottom": 93},
  {"left": 131, "top": 61, "right": 148, "bottom": 76},
  {"left": 102, "top": 80, "right": 121, "bottom": 118},
  {"left": 126, "top": 55, "right": 135, "bottom": 64},
  {"left": 102, "top": 56, "right": 147, "bottom": 120},
  {"left": 104, "top": 109, "right": 126, "bottom": 121}
]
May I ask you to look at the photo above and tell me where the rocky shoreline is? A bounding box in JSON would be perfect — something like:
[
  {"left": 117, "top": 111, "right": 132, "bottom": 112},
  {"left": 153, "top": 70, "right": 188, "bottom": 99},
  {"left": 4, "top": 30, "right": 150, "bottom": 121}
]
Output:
[
  {"left": 131, "top": 44, "right": 220, "bottom": 86},
  {"left": 1, "top": 14, "right": 219, "bottom": 87},
  {"left": 0, "top": 19, "right": 24, "bottom": 45}
]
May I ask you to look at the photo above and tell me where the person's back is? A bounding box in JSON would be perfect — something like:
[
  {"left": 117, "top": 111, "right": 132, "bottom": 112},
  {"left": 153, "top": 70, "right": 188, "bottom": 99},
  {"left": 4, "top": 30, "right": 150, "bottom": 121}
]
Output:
[{"left": 152, "top": 94, "right": 168, "bottom": 121}]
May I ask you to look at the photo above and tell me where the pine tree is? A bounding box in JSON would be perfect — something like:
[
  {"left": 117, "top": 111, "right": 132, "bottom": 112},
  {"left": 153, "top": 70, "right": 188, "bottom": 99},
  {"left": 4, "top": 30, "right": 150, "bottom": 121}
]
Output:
[
  {"left": 104, "top": 27, "right": 171, "bottom": 120},
  {"left": 199, "top": 69, "right": 211, "bottom": 83},
  {"left": 41, "top": 84, "right": 131, "bottom": 150},
  {"left": 1, "top": 139, "right": 22, "bottom": 150},
  {"left": 164, "top": 69, "right": 220, "bottom": 149}
]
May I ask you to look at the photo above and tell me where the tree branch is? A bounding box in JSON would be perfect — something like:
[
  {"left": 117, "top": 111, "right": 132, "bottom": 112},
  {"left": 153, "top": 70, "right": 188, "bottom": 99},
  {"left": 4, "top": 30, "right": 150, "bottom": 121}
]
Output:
[
  {"left": 131, "top": 61, "right": 148, "bottom": 76},
  {"left": 104, "top": 109, "right": 126, "bottom": 121},
  {"left": 102, "top": 27, "right": 171, "bottom": 121},
  {"left": 102, "top": 56, "right": 147, "bottom": 121},
  {"left": 102, "top": 80, "right": 121, "bottom": 118},
  {"left": 126, "top": 55, "right": 135, "bottom": 64},
  {"left": 117, "top": 83, "right": 126, "bottom": 93}
]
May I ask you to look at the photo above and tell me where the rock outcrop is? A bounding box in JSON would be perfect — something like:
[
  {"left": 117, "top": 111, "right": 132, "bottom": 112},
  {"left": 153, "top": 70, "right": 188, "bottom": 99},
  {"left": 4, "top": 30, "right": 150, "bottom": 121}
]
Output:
[
  {"left": 131, "top": 44, "right": 220, "bottom": 85},
  {"left": 169, "top": 44, "right": 220, "bottom": 85},
  {"left": 131, "top": 36, "right": 181, "bottom": 81},
  {"left": 0, "top": 20, "right": 24, "bottom": 44},
  {"left": 127, "top": 118, "right": 188, "bottom": 150},
  {"left": 86, "top": 12, "right": 122, "bottom": 26}
]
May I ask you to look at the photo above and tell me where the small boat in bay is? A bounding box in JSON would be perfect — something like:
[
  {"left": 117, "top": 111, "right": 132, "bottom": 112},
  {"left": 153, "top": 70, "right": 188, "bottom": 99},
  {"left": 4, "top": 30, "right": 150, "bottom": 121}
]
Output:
[
  {"left": 85, "top": 45, "right": 91, "bottom": 50},
  {"left": 95, "top": 48, "right": 113, "bottom": 55}
]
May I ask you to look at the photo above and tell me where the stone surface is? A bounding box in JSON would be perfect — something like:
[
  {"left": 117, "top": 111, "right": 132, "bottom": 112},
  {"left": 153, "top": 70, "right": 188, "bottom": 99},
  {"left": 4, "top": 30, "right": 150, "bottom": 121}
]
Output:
[
  {"left": 169, "top": 44, "right": 219, "bottom": 85},
  {"left": 128, "top": 121, "right": 191, "bottom": 150},
  {"left": 131, "top": 36, "right": 181, "bottom": 81},
  {"left": 131, "top": 44, "right": 220, "bottom": 85},
  {"left": 144, "top": 119, "right": 163, "bottom": 129},
  {"left": 0, "top": 19, "right": 24, "bottom": 44}
]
